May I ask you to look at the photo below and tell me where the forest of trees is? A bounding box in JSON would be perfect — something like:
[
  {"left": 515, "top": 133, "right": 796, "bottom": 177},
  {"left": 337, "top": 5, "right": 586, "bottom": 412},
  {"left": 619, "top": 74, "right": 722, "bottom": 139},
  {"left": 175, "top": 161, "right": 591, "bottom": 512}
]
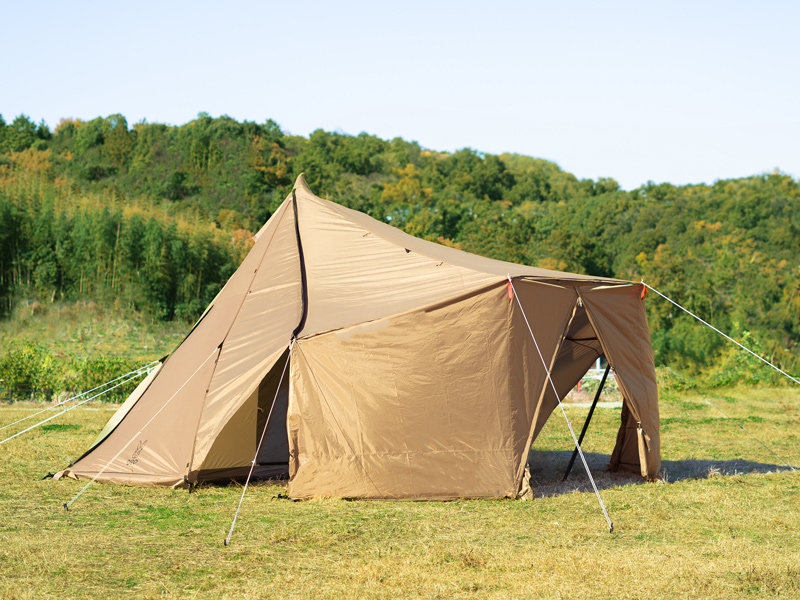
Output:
[{"left": 1, "top": 112, "right": 798, "bottom": 387}]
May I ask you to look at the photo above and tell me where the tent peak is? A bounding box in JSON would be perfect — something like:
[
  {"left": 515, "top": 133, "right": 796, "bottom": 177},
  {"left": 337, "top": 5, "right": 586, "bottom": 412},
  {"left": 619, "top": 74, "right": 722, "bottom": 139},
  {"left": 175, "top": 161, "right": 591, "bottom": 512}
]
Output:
[{"left": 293, "top": 173, "right": 311, "bottom": 194}]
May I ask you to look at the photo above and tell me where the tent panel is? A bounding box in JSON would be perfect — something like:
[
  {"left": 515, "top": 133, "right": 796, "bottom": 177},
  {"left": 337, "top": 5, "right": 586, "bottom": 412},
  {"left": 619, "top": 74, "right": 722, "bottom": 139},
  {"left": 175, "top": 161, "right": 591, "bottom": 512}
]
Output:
[
  {"left": 62, "top": 347, "right": 220, "bottom": 486},
  {"left": 296, "top": 186, "right": 502, "bottom": 337},
  {"left": 294, "top": 175, "right": 621, "bottom": 285},
  {"left": 87, "top": 363, "right": 163, "bottom": 452},
  {"left": 191, "top": 205, "right": 302, "bottom": 470},
  {"left": 508, "top": 281, "right": 583, "bottom": 488},
  {"left": 200, "top": 347, "right": 293, "bottom": 474},
  {"left": 609, "top": 402, "right": 645, "bottom": 474},
  {"left": 287, "top": 284, "right": 519, "bottom": 499},
  {"left": 61, "top": 200, "right": 297, "bottom": 485},
  {"left": 199, "top": 386, "right": 257, "bottom": 471},
  {"left": 287, "top": 450, "right": 519, "bottom": 500},
  {"left": 58, "top": 471, "right": 191, "bottom": 486}
]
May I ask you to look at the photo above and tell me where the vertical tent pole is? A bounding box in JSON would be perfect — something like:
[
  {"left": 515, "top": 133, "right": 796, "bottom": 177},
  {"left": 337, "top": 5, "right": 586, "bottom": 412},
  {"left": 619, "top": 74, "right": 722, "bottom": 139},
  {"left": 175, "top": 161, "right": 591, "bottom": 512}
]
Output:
[{"left": 563, "top": 363, "right": 611, "bottom": 481}]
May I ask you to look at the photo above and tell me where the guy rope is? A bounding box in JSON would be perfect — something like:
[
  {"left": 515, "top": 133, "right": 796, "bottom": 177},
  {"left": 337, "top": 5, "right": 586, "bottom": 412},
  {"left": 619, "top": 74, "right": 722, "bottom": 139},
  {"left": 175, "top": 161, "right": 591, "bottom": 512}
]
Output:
[
  {"left": 507, "top": 275, "right": 614, "bottom": 532},
  {"left": 0, "top": 361, "right": 159, "bottom": 445}
]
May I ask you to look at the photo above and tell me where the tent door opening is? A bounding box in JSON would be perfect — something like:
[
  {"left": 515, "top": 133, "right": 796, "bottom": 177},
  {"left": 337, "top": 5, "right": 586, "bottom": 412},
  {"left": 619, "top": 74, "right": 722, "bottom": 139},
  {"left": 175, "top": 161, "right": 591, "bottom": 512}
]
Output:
[{"left": 255, "top": 348, "right": 290, "bottom": 471}]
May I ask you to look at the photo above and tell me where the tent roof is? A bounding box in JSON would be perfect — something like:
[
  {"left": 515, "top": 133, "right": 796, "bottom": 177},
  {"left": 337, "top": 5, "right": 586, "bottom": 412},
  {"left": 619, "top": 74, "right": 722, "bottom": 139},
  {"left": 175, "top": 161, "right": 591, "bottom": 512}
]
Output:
[
  {"left": 286, "top": 174, "right": 629, "bottom": 338},
  {"left": 291, "top": 173, "right": 625, "bottom": 286}
]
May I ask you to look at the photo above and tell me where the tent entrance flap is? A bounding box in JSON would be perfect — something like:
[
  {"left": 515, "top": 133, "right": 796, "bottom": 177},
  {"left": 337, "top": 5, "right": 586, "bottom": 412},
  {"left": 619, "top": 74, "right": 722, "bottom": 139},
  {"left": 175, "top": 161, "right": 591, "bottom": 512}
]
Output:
[
  {"left": 256, "top": 348, "right": 290, "bottom": 468},
  {"left": 577, "top": 285, "right": 662, "bottom": 478}
]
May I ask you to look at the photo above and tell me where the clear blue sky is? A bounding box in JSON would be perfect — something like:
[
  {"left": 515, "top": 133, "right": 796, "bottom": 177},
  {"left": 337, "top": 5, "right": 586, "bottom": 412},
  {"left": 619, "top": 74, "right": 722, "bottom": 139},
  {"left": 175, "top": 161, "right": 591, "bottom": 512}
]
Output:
[{"left": 3, "top": 1, "right": 798, "bottom": 190}]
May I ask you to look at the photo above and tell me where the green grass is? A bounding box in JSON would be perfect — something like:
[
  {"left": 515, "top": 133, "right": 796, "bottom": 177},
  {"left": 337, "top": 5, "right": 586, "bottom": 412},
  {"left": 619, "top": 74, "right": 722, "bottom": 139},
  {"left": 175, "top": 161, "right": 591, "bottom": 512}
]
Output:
[
  {"left": 0, "top": 386, "right": 798, "bottom": 599},
  {"left": 0, "top": 301, "right": 190, "bottom": 402},
  {"left": 0, "top": 300, "right": 189, "bottom": 366}
]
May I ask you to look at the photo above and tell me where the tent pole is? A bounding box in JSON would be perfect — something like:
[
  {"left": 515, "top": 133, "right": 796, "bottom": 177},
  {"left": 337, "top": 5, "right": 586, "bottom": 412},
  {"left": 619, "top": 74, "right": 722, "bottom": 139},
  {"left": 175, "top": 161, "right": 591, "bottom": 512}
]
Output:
[{"left": 563, "top": 363, "right": 611, "bottom": 481}]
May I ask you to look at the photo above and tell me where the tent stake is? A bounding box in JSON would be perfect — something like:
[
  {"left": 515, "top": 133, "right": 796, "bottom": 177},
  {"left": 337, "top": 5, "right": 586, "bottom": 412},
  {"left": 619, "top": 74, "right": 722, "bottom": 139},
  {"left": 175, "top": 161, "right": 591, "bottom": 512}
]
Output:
[{"left": 563, "top": 364, "right": 610, "bottom": 480}]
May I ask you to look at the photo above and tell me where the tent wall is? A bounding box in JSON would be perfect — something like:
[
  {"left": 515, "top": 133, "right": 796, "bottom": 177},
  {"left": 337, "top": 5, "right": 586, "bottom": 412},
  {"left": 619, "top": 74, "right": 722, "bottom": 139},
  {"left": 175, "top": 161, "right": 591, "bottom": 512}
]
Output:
[
  {"left": 190, "top": 202, "right": 302, "bottom": 472},
  {"left": 87, "top": 363, "right": 163, "bottom": 453},
  {"left": 296, "top": 188, "right": 501, "bottom": 337},
  {"left": 62, "top": 197, "right": 299, "bottom": 486},
  {"left": 507, "top": 281, "right": 587, "bottom": 490},
  {"left": 286, "top": 281, "right": 585, "bottom": 500},
  {"left": 288, "top": 284, "right": 528, "bottom": 499},
  {"left": 60, "top": 347, "right": 220, "bottom": 486},
  {"left": 609, "top": 402, "right": 644, "bottom": 474}
]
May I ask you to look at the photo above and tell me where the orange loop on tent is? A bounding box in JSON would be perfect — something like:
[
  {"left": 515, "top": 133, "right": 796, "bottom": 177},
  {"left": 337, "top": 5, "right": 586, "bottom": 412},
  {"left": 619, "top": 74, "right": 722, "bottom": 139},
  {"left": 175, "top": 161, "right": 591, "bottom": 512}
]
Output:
[
  {"left": 507, "top": 280, "right": 514, "bottom": 300},
  {"left": 640, "top": 284, "right": 648, "bottom": 300}
]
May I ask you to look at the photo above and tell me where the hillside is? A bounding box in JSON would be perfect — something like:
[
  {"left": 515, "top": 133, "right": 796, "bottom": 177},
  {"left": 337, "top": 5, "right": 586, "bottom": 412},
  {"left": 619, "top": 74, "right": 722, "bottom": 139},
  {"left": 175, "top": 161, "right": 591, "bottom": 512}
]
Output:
[{"left": 0, "top": 112, "right": 798, "bottom": 394}]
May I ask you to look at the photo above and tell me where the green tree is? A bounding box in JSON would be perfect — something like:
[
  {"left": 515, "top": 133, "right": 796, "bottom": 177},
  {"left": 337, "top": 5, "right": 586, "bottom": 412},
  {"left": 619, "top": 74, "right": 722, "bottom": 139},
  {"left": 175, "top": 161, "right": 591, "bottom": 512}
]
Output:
[{"left": 5, "top": 115, "right": 38, "bottom": 152}]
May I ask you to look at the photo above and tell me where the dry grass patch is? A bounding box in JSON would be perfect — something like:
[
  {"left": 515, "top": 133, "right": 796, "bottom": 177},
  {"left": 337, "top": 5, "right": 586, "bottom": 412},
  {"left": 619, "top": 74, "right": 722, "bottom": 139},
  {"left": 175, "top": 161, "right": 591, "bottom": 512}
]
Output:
[{"left": 1, "top": 387, "right": 798, "bottom": 599}]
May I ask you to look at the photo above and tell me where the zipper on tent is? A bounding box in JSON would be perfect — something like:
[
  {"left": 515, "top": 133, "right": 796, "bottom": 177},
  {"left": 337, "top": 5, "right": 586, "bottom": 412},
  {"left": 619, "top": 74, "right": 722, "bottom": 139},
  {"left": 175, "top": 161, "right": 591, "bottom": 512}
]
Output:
[{"left": 292, "top": 189, "right": 309, "bottom": 338}]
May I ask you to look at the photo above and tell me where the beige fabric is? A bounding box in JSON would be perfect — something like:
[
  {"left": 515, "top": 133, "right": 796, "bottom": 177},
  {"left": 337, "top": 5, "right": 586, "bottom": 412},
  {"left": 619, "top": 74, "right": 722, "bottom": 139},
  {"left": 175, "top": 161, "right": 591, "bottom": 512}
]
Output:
[
  {"left": 198, "top": 384, "right": 257, "bottom": 472},
  {"left": 609, "top": 403, "right": 642, "bottom": 475},
  {"left": 288, "top": 284, "right": 518, "bottom": 499},
  {"left": 62, "top": 174, "right": 660, "bottom": 495},
  {"left": 293, "top": 176, "right": 620, "bottom": 287},
  {"left": 579, "top": 284, "right": 661, "bottom": 478},
  {"left": 62, "top": 200, "right": 298, "bottom": 486},
  {"left": 295, "top": 187, "right": 501, "bottom": 337},
  {"left": 190, "top": 200, "right": 301, "bottom": 472},
  {"left": 507, "top": 281, "right": 584, "bottom": 490},
  {"left": 88, "top": 363, "right": 163, "bottom": 452},
  {"left": 528, "top": 300, "right": 605, "bottom": 442},
  {"left": 60, "top": 347, "right": 219, "bottom": 487}
]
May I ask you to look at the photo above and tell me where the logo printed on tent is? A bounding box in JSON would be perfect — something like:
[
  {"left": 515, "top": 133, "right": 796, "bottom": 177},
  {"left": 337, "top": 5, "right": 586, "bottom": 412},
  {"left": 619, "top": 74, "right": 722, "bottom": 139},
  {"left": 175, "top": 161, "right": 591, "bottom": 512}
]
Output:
[{"left": 127, "top": 440, "right": 147, "bottom": 466}]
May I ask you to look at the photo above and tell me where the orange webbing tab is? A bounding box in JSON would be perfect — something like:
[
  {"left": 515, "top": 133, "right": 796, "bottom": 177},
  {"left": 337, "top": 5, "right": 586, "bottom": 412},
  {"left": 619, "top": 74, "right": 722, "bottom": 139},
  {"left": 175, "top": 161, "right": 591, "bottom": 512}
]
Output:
[
  {"left": 508, "top": 280, "right": 514, "bottom": 300},
  {"left": 640, "top": 284, "right": 648, "bottom": 300}
]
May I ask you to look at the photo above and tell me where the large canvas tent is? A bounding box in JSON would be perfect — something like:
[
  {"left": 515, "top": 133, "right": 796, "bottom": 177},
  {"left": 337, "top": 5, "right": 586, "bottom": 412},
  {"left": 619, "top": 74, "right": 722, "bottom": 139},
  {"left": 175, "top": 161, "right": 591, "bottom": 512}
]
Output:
[{"left": 59, "top": 175, "right": 660, "bottom": 499}]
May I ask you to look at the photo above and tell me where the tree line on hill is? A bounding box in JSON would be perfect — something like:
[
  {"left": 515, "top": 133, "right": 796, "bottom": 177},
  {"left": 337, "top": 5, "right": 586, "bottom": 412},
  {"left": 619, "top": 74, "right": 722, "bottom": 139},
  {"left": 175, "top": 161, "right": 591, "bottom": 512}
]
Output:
[{"left": 1, "top": 112, "right": 798, "bottom": 386}]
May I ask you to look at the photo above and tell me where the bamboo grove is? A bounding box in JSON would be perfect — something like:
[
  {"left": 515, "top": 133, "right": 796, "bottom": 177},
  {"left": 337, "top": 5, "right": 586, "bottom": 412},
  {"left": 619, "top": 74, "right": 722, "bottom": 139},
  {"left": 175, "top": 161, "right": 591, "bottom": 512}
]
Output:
[{"left": 0, "top": 112, "right": 798, "bottom": 386}]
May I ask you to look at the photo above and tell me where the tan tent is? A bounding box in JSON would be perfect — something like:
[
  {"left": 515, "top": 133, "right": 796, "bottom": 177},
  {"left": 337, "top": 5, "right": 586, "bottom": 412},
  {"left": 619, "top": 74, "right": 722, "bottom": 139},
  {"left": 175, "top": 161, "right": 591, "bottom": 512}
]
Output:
[{"left": 59, "top": 174, "right": 660, "bottom": 499}]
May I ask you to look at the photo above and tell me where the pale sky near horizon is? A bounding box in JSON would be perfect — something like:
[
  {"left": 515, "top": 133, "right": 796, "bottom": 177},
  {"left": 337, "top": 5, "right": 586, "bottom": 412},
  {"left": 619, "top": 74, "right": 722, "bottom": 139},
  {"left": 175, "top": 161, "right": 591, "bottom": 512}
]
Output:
[{"left": 3, "top": 1, "right": 798, "bottom": 190}]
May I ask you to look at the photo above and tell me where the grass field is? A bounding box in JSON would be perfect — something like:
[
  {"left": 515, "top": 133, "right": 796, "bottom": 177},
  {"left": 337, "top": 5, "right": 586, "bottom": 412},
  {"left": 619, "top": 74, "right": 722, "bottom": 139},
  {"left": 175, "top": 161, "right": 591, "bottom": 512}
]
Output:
[
  {"left": 0, "top": 300, "right": 188, "bottom": 366},
  {"left": 0, "top": 384, "right": 798, "bottom": 599}
]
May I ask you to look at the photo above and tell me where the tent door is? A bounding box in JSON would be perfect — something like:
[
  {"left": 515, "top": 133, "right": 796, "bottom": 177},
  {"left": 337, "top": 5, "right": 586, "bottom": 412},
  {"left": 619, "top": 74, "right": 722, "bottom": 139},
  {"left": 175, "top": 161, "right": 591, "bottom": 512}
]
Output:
[{"left": 255, "top": 348, "right": 290, "bottom": 467}]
